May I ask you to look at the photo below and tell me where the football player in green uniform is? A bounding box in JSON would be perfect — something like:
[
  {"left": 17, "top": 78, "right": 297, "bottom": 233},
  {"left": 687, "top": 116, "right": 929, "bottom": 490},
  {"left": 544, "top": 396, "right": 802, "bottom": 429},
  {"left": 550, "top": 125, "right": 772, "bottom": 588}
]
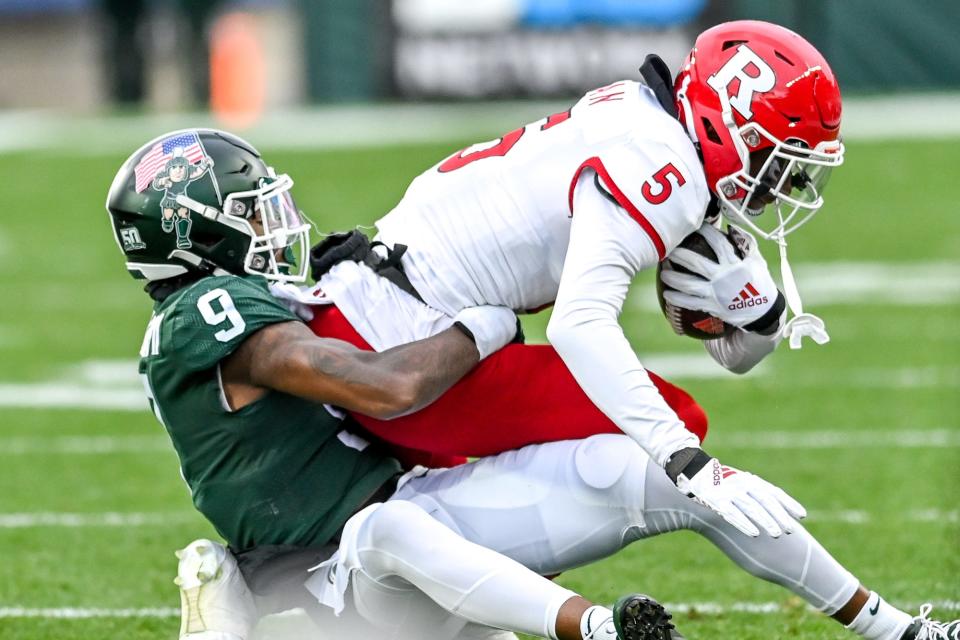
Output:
[{"left": 107, "top": 129, "right": 683, "bottom": 640}]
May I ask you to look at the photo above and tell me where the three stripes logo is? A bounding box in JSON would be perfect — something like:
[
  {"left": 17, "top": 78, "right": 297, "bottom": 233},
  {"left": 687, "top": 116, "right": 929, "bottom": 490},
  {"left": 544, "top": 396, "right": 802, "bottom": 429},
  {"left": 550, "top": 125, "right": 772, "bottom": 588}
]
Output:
[
  {"left": 692, "top": 316, "right": 726, "bottom": 334},
  {"left": 728, "top": 282, "right": 769, "bottom": 311}
]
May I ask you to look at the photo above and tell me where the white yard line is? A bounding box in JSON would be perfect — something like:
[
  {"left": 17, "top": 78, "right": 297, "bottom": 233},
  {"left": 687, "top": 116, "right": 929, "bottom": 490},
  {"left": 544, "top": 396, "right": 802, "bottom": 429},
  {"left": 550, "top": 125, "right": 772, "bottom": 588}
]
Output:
[
  {"left": 0, "top": 429, "right": 956, "bottom": 455},
  {"left": 0, "top": 508, "right": 954, "bottom": 530},
  {"left": 1, "top": 358, "right": 957, "bottom": 413},
  {"left": 641, "top": 353, "right": 765, "bottom": 379},
  {"left": 0, "top": 435, "right": 168, "bottom": 454},
  {"left": 0, "top": 512, "right": 197, "bottom": 528},
  {"left": 788, "top": 262, "right": 960, "bottom": 306},
  {"left": 0, "top": 360, "right": 954, "bottom": 411},
  {"left": 0, "top": 384, "right": 146, "bottom": 411},
  {"left": 68, "top": 360, "right": 140, "bottom": 386},
  {"left": 0, "top": 359, "right": 145, "bottom": 410},
  {"left": 1, "top": 600, "right": 957, "bottom": 619},
  {"left": 0, "top": 607, "right": 181, "bottom": 618},
  {"left": 663, "top": 599, "right": 960, "bottom": 614},
  {"left": 807, "top": 509, "right": 959, "bottom": 525},
  {"left": 715, "top": 428, "right": 960, "bottom": 449}
]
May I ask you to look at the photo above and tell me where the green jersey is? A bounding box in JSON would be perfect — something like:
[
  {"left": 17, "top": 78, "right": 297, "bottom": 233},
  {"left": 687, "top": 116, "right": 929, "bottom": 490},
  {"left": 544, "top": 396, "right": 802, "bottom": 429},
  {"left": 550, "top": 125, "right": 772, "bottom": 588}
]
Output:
[{"left": 138, "top": 274, "right": 401, "bottom": 551}]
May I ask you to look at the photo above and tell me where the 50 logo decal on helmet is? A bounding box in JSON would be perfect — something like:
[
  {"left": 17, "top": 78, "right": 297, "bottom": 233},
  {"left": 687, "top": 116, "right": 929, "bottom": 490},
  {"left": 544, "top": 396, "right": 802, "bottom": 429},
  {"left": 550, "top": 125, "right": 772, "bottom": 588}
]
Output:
[
  {"left": 706, "top": 45, "right": 776, "bottom": 119},
  {"left": 641, "top": 163, "right": 686, "bottom": 205}
]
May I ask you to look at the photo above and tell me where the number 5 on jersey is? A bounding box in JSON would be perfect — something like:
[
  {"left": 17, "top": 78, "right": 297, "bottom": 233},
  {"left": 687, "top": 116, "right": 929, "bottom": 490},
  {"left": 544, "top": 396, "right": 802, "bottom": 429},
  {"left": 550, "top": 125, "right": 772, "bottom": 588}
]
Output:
[{"left": 642, "top": 163, "right": 686, "bottom": 205}]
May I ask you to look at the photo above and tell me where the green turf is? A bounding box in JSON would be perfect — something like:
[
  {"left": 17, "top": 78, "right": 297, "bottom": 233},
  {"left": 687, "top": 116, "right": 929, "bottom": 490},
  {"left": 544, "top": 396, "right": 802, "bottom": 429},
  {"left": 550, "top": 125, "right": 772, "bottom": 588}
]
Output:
[{"left": 0, "top": 134, "right": 957, "bottom": 639}]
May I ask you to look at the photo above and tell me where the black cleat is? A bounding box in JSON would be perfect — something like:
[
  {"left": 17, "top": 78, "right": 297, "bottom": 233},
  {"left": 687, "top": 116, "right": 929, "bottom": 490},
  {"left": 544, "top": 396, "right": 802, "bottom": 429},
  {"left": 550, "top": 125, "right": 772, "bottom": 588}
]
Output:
[{"left": 612, "top": 594, "right": 684, "bottom": 640}]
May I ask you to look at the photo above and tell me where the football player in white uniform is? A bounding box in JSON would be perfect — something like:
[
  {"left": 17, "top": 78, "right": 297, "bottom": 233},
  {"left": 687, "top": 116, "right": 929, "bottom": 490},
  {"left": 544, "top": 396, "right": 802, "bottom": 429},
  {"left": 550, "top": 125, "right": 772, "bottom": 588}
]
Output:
[
  {"left": 285, "top": 19, "right": 956, "bottom": 640},
  {"left": 324, "top": 20, "right": 833, "bottom": 542},
  {"left": 111, "top": 19, "right": 957, "bottom": 640}
]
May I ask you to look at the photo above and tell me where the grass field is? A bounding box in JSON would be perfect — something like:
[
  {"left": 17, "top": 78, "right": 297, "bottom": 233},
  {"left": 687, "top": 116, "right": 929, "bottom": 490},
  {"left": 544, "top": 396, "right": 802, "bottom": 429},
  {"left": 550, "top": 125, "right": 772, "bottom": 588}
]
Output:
[{"left": 0, "top": 131, "right": 957, "bottom": 639}]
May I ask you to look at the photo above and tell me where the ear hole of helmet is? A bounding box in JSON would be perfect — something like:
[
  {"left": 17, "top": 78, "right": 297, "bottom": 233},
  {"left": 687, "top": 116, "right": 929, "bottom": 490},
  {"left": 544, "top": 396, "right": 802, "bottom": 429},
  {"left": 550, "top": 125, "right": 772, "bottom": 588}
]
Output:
[{"left": 702, "top": 117, "right": 723, "bottom": 144}]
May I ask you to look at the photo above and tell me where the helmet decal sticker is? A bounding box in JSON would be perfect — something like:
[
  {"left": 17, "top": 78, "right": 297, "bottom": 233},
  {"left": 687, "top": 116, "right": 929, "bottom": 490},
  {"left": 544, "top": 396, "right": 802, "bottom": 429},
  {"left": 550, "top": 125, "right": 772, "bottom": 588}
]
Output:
[
  {"left": 119, "top": 226, "right": 147, "bottom": 252},
  {"left": 706, "top": 45, "right": 776, "bottom": 119},
  {"left": 134, "top": 132, "right": 214, "bottom": 250},
  {"left": 109, "top": 128, "right": 313, "bottom": 284}
]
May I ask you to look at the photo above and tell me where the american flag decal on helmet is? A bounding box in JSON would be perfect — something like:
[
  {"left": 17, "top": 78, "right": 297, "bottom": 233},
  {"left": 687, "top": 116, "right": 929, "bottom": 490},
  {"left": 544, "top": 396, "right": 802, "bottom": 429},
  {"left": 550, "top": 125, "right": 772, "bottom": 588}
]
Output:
[{"left": 133, "top": 132, "right": 206, "bottom": 193}]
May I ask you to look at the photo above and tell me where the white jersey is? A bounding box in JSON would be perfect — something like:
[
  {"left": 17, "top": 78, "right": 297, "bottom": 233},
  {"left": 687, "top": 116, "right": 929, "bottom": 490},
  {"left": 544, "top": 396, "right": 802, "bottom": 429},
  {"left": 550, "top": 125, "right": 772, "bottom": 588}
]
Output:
[
  {"left": 375, "top": 80, "right": 708, "bottom": 316},
  {"left": 360, "top": 80, "right": 778, "bottom": 466}
]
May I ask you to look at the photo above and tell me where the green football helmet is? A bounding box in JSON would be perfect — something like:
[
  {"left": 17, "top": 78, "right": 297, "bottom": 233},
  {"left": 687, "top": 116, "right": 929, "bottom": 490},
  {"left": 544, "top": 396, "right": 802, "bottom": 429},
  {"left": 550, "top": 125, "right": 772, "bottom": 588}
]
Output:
[{"left": 106, "top": 129, "right": 311, "bottom": 284}]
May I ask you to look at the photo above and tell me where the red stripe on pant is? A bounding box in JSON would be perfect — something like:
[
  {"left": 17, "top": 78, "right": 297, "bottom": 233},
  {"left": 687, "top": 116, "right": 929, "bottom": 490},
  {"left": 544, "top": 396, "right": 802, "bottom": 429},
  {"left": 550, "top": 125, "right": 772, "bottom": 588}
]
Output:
[{"left": 308, "top": 305, "right": 708, "bottom": 467}]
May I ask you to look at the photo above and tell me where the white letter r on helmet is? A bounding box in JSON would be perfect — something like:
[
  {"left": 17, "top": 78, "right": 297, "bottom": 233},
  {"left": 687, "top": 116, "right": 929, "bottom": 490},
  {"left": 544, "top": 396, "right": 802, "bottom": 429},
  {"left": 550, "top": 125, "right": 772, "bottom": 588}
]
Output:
[{"left": 707, "top": 45, "right": 776, "bottom": 119}]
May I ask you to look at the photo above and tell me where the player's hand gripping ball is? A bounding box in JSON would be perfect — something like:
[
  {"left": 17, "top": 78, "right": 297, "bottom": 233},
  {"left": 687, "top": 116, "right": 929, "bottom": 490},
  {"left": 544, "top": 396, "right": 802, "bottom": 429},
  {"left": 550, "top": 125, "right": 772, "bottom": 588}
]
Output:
[{"left": 656, "top": 225, "right": 745, "bottom": 340}]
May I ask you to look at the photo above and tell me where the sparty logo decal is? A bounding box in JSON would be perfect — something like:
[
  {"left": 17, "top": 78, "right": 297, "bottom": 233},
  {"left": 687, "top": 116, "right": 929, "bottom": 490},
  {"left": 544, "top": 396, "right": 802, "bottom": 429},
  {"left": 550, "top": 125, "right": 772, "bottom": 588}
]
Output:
[{"left": 133, "top": 132, "right": 215, "bottom": 250}]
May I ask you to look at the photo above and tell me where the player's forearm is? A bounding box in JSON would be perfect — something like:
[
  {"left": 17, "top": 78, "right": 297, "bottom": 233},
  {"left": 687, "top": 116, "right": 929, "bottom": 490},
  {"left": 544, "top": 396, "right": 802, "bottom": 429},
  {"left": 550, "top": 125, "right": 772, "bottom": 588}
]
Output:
[
  {"left": 547, "top": 309, "right": 700, "bottom": 466},
  {"left": 241, "top": 321, "right": 479, "bottom": 419},
  {"left": 364, "top": 326, "right": 481, "bottom": 417},
  {"left": 704, "top": 314, "right": 784, "bottom": 374},
  {"left": 291, "top": 328, "right": 480, "bottom": 419}
]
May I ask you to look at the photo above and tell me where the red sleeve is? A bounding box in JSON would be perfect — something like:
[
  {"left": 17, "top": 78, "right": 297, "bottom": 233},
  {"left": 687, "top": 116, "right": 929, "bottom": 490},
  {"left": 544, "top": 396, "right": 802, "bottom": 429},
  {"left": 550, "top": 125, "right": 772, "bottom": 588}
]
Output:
[{"left": 308, "top": 305, "right": 707, "bottom": 461}]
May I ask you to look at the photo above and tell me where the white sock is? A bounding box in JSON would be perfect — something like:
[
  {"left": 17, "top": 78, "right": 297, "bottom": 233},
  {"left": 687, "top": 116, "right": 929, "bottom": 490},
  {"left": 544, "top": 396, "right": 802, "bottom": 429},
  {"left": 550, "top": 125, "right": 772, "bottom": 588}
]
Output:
[
  {"left": 845, "top": 592, "right": 912, "bottom": 640},
  {"left": 580, "top": 606, "right": 617, "bottom": 640}
]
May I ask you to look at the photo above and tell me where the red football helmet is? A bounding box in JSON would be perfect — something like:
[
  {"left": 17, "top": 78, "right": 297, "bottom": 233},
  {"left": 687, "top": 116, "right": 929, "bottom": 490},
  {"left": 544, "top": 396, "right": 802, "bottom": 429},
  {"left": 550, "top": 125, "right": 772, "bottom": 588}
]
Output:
[{"left": 674, "top": 20, "right": 844, "bottom": 242}]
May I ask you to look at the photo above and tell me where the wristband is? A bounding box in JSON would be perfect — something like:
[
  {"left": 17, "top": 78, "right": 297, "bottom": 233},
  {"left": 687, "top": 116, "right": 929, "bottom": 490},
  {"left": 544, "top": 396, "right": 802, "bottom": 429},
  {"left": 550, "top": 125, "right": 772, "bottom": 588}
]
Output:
[
  {"left": 665, "top": 447, "right": 712, "bottom": 485},
  {"left": 743, "top": 290, "right": 786, "bottom": 336}
]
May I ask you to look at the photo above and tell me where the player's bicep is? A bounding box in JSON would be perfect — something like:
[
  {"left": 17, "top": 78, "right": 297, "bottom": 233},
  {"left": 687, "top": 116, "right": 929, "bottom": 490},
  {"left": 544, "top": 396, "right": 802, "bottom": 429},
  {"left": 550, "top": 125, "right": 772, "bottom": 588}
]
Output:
[
  {"left": 559, "top": 170, "right": 659, "bottom": 306},
  {"left": 550, "top": 169, "right": 669, "bottom": 361}
]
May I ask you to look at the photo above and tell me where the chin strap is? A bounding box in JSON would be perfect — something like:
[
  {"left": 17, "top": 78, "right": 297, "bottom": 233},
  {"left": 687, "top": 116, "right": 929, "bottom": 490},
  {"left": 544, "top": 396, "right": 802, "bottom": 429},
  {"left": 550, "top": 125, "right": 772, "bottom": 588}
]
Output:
[{"left": 776, "top": 233, "right": 829, "bottom": 349}]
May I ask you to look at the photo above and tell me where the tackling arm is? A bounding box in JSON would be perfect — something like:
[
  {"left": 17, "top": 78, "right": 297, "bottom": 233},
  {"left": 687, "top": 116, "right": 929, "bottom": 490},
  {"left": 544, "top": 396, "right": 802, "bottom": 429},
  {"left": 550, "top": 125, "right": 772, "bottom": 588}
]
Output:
[{"left": 225, "top": 320, "right": 482, "bottom": 419}]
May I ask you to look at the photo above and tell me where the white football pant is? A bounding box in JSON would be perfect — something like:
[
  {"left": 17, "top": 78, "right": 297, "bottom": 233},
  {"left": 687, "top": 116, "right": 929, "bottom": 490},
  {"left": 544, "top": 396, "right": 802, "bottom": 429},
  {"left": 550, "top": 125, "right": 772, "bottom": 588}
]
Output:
[{"left": 294, "top": 434, "right": 858, "bottom": 639}]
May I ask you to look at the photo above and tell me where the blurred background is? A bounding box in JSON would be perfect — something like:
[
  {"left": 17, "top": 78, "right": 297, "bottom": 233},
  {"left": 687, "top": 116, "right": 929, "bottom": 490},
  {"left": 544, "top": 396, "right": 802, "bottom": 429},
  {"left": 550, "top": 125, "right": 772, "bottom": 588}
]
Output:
[
  {"left": 1, "top": 0, "right": 960, "bottom": 144},
  {"left": 3, "top": 0, "right": 960, "bottom": 109},
  {"left": 0, "top": 2, "right": 957, "bottom": 639}
]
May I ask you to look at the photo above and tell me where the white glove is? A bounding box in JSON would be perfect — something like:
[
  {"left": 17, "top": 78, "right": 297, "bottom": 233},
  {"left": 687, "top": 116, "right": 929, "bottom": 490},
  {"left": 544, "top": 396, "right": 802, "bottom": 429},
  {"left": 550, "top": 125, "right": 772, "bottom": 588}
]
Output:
[
  {"left": 452, "top": 306, "right": 520, "bottom": 360},
  {"left": 666, "top": 448, "right": 806, "bottom": 538},
  {"left": 661, "top": 223, "right": 783, "bottom": 331}
]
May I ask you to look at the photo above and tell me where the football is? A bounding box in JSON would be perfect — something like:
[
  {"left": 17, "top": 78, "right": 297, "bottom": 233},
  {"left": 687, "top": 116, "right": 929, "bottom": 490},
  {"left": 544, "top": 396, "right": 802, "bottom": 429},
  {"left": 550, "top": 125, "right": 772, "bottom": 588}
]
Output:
[{"left": 655, "top": 226, "right": 743, "bottom": 340}]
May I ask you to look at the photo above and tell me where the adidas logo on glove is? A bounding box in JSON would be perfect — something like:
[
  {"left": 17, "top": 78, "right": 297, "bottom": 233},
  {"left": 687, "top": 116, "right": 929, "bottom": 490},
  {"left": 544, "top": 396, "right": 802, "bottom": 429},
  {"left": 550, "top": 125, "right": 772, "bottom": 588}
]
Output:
[{"left": 728, "top": 282, "right": 768, "bottom": 311}]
